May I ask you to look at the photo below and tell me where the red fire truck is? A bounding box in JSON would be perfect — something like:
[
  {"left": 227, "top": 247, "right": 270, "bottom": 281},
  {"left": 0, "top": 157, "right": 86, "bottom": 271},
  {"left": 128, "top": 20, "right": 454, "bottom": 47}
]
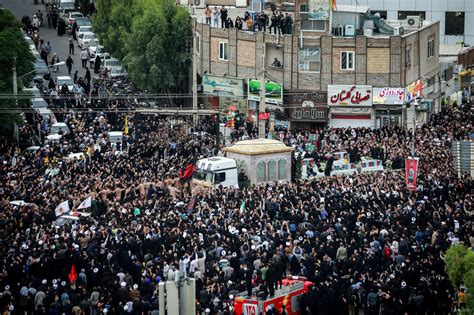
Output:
[{"left": 233, "top": 276, "right": 313, "bottom": 315}]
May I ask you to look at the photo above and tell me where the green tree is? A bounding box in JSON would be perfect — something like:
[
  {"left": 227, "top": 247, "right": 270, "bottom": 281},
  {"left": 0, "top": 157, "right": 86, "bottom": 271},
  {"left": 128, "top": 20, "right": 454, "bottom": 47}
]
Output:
[
  {"left": 0, "top": 9, "right": 35, "bottom": 134},
  {"left": 92, "top": 0, "right": 191, "bottom": 99},
  {"left": 445, "top": 245, "right": 474, "bottom": 313},
  {"left": 464, "top": 270, "right": 474, "bottom": 310},
  {"left": 92, "top": 0, "right": 136, "bottom": 60},
  {"left": 445, "top": 245, "right": 474, "bottom": 287}
]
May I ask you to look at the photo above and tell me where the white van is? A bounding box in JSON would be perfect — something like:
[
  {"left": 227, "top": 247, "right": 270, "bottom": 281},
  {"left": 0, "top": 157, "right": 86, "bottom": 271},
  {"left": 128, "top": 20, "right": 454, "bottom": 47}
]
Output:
[
  {"left": 193, "top": 157, "right": 239, "bottom": 188},
  {"left": 45, "top": 134, "right": 62, "bottom": 144},
  {"left": 35, "top": 108, "right": 53, "bottom": 122},
  {"left": 50, "top": 122, "right": 70, "bottom": 135},
  {"left": 108, "top": 131, "right": 123, "bottom": 145}
]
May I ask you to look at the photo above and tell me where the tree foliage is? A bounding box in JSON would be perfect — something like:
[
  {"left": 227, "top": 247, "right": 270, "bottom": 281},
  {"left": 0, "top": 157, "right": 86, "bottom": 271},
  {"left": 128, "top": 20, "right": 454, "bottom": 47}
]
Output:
[
  {"left": 445, "top": 245, "right": 474, "bottom": 288},
  {"left": 92, "top": 0, "right": 191, "bottom": 95},
  {"left": 0, "top": 9, "right": 35, "bottom": 132}
]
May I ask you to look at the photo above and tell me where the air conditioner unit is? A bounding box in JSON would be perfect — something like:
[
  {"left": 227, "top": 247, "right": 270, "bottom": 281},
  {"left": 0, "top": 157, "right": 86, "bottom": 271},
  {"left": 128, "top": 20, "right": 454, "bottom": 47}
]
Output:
[
  {"left": 345, "top": 25, "right": 355, "bottom": 37},
  {"left": 393, "top": 26, "right": 405, "bottom": 36},
  {"left": 405, "top": 16, "right": 421, "bottom": 28}
]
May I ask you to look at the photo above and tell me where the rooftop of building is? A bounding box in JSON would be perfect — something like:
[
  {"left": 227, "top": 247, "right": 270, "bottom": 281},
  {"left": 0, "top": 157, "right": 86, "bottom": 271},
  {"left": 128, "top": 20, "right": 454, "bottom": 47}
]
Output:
[{"left": 190, "top": 2, "right": 438, "bottom": 38}]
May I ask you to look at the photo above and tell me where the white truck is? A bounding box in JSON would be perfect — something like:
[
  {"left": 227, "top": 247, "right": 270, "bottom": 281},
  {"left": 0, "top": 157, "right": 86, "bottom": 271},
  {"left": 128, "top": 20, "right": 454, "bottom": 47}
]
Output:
[{"left": 192, "top": 157, "right": 240, "bottom": 189}]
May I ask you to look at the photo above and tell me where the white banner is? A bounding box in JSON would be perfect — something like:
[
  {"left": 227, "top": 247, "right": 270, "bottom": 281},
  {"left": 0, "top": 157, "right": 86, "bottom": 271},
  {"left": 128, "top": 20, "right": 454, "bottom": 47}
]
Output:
[
  {"left": 77, "top": 196, "right": 92, "bottom": 210},
  {"left": 328, "top": 85, "right": 373, "bottom": 106},
  {"left": 373, "top": 87, "right": 405, "bottom": 105},
  {"left": 54, "top": 200, "right": 70, "bottom": 217}
]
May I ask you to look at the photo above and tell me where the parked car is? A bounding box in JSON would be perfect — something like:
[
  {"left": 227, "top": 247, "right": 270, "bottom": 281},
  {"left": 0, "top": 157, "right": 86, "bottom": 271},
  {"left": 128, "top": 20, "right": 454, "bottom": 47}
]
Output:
[
  {"left": 24, "top": 36, "right": 36, "bottom": 51},
  {"left": 89, "top": 52, "right": 111, "bottom": 68},
  {"left": 89, "top": 44, "right": 105, "bottom": 59},
  {"left": 76, "top": 25, "right": 93, "bottom": 38},
  {"left": 56, "top": 76, "right": 74, "bottom": 92},
  {"left": 102, "top": 59, "right": 126, "bottom": 78},
  {"left": 87, "top": 39, "right": 101, "bottom": 56},
  {"left": 62, "top": 11, "right": 83, "bottom": 25},
  {"left": 23, "top": 86, "right": 42, "bottom": 97},
  {"left": 74, "top": 17, "right": 92, "bottom": 28},
  {"left": 77, "top": 32, "right": 96, "bottom": 49},
  {"left": 33, "top": 59, "right": 50, "bottom": 82},
  {"left": 31, "top": 97, "right": 49, "bottom": 109}
]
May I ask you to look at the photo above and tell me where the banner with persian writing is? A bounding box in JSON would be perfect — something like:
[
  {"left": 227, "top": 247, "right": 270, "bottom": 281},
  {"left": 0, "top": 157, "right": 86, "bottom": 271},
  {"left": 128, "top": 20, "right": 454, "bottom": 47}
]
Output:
[{"left": 328, "top": 85, "right": 373, "bottom": 106}]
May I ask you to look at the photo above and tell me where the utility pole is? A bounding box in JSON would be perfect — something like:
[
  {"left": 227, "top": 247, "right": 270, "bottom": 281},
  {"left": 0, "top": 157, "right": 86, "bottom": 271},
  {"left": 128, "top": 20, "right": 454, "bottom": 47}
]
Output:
[
  {"left": 192, "top": 25, "right": 198, "bottom": 129},
  {"left": 258, "top": 44, "right": 266, "bottom": 138},
  {"left": 216, "top": 111, "right": 220, "bottom": 155},
  {"left": 411, "top": 99, "right": 419, "bottom": 157},
  {"left": 12, "top": 57, "right": 19, "bottom": 144}
]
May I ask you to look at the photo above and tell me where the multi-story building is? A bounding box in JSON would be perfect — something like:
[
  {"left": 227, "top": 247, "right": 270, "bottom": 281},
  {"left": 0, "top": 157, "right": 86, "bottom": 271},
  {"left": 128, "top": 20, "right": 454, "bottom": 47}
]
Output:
[
  {"left": 335, "top": 0, "right": 473, "bottom": 45},
  {"left": 194, "top": 1, "right": 440, "bottom": 129}
]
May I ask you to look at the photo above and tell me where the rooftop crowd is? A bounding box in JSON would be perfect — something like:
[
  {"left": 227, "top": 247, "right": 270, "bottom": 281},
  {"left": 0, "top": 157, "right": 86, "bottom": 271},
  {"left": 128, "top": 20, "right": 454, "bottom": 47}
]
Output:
[{"left": 0, "top": 101, "right": 473, "bottom": 315}]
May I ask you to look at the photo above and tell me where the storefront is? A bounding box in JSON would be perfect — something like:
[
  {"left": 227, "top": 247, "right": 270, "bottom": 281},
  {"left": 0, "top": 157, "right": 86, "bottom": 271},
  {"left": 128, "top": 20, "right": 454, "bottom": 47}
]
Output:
[
  {"left": 373, "top": 87, "right": 404, "bottom": 128},
  {"left": 327, "top": 85, "right": 374, "bottom": 128},
  {"left": 284, "top": 91, "right": 327, "bottom": 129}
]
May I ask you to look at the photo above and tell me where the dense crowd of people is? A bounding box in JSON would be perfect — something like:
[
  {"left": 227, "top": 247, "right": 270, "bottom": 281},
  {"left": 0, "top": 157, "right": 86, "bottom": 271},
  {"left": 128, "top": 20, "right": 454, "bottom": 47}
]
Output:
[{"left": 0, "top": 99, "right": 472, "bottom": 315}]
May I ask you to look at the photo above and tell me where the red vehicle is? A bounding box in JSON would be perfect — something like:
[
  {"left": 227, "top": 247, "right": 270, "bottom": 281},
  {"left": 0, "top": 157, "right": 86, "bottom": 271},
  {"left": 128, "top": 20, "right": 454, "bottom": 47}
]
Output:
[{"left": 234, "top": 277, "right": 313, "bottom": 315}]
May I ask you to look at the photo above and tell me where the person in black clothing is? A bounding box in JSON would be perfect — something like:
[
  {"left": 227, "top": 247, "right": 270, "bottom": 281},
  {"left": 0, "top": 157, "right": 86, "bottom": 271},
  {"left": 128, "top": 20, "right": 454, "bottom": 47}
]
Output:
[
  {"left": 235, "top": 16, "right": 243, "bottom": 30},
  {"left": 94, "top": 55, "right": 101, "bottom": 74},
  {"left": 244, "top": 264, "right": 253, "bottom": 297},
  {"left": 40, "top": 49, "right": 48, "bottom": 66},
  {"left": 220, "top": 6, "right": 228, "bottom": 28},
  {"left": 325, "top": 155, "right": 335, "bottom": 176},
  {"left": 85, "top": 68, "right": 91, "bottom": 85},
  {"left": 269, "top": 12, "right": 278, "bottom": 34},
  {"left": 66, "top": 55, "right": 74, "bottom": 75},
  {"left": 226, "top": 17, "right": 233, "bottom": 28},
  {"left": 259, "top": 12, "right": 268, "bottom": 32},
  {"left": 57, "top": 19, "right": 66, "bottom": 36},
  {"left": 47, "top": 78, "right": 56, "bottom": 90}
]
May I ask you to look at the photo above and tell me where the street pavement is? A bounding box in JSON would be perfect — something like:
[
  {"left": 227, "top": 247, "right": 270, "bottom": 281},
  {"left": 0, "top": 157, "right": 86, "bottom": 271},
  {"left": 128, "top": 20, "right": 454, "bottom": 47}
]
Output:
[{"left": 1, "top": 0, "right": 91, "bottom": 84}]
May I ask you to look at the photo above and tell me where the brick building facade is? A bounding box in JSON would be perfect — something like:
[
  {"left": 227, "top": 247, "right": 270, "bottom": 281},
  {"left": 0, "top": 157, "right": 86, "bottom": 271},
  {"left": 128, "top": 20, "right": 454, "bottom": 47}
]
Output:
[{"left": 194, "top": 4, "right": 440, "bottom": 129}]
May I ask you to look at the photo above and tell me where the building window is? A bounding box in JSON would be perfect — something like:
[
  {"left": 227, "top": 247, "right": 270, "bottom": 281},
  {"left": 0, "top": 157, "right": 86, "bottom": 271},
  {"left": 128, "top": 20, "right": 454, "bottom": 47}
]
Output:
[
  {"left": 427, "top": 36, "right": 435, "bottom": 59},
  {"left": 300, "top": 4, "right": 309, "bottom": 13},
  {"left": 405, "top": 45, "right": 411, "bottom": 68},
  {"left": 298, "top": 47, "right": 320, "bottom": 72},
  {"left": 301, "top": 19, "right": 325, "bottom": 32},
  {"left": 398, "top": 11, "right": 425, "bottom": 20},
  {"left": 445, "top": 12, "right": 465, "bottom": 35},
  {"left": 195, "top": 33, "right": 200, "bottom": 55},
  {"left": 371, "top": 10, "right": 387, "bottom": 20},
  {"left": 340, "top": 51, "right": 355, "bottom": 70},
  {"left": 219, "top": 42, "right": 228, "bottom": 61},
  {"left": 214, "top": 172, "right": 226, "bottom": 183}
]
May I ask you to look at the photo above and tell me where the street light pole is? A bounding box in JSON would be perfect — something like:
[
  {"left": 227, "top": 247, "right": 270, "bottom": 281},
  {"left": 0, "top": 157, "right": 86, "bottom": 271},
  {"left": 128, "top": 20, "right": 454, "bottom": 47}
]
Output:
[
  {"left": 12, "top": 57, "right": 19, "bottom": 143},
  {"left": 411, "top": 99, "right": 419, "bottom": 157},
  {"left": 258, "top": 44, "right": 266, "bottom": 138},
  {"left": 192, "top": 27, "right": 198, "bottom": 129}
]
